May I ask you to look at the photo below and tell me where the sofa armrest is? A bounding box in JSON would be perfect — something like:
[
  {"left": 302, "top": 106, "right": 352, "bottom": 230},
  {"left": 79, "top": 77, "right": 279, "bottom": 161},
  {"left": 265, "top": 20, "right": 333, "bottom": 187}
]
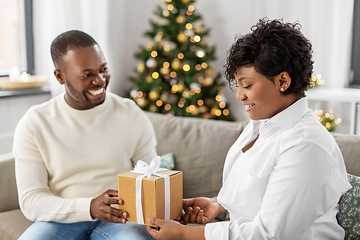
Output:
[{"left": 0, "top": 153, "right": 20, "bottom": 213}]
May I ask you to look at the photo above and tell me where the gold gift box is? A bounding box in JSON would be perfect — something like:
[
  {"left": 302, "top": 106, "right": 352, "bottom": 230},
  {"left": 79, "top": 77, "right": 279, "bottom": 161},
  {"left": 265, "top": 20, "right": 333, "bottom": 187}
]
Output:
[{"left": 118, "top": 170, "right": 183, "bottom": 225}]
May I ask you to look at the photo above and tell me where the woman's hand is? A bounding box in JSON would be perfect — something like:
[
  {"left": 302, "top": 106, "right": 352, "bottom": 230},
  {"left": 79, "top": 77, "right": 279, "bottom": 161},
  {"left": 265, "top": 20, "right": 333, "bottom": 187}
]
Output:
[
  {"left": 90, "top": 189, "right": 128, "bottom": 224},
  {"left": 182, "top": 197, "right": 225, "bottom": 225},
  {"left": 147, "top": 218, "right": 205, "bottom": 240}
]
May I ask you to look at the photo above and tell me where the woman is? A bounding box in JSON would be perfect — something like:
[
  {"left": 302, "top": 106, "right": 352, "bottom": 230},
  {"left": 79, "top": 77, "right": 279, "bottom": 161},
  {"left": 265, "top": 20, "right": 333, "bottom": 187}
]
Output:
[{"left": 146, "top": 18, "right": 351, "bottom": 239}]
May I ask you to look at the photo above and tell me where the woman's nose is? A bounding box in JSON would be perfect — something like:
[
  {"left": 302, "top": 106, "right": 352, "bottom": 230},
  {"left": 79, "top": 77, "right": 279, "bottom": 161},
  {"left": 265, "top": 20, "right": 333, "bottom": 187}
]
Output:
[{"left": 236, "top": 88, "right": 246, "bottom": 101}]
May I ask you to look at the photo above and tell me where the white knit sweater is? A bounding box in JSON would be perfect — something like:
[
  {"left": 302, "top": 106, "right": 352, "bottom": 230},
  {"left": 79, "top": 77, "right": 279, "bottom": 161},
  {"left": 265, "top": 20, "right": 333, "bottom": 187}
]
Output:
[{"left": 13, "top": 92, "right": 157, "bottom": 223}]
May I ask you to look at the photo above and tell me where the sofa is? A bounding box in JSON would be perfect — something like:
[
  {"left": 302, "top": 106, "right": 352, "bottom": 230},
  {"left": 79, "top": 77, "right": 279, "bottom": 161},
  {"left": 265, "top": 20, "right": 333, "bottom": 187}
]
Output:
[{"left": 0, "top": 112, "right": 359, "bottom": 239}]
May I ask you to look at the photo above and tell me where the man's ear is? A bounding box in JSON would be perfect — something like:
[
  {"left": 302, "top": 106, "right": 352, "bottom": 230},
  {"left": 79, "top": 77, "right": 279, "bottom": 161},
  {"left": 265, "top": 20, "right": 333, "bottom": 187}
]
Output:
[{"left": 54, "top": 69, "right": 65, "bottom": 85}]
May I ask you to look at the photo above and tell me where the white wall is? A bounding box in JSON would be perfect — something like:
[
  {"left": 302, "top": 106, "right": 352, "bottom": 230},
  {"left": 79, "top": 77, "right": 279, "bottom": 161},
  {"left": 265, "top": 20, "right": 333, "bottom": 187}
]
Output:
[{"left": 33, "top": 0, "right": 354, "bottom": 122}]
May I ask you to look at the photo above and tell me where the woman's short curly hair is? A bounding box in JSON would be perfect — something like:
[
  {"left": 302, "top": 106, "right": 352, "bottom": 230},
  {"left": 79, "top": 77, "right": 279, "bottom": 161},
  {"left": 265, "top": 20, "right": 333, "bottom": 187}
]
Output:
[{"left": 224, "top": 18, "right": 313, "bottom": 97}]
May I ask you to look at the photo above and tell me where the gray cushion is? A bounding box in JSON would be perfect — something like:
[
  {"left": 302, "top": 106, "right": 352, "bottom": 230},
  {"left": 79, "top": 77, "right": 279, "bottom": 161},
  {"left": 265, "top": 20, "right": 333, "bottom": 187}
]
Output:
[
  {"left": 146, "top": 112, "right": 247, "bottom": 198},
  {"left": 0, "top": 155, "right": 20, "bottom": 213},
  {"left": 333, "top": 135, "right": 360, "bottom": 176},
  {"left": 0, "top": 209, "right": 32, "bottom": 240}
]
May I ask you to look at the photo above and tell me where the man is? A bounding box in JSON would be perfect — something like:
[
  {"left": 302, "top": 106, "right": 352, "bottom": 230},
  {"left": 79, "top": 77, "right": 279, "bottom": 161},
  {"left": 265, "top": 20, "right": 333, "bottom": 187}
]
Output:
[{"left": 13, "top": 30, "right": 157, "bottom": 239}]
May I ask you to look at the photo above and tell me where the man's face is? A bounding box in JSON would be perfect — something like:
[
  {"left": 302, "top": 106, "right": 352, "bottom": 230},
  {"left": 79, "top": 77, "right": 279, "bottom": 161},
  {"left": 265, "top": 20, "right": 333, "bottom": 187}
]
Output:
[{"left": 55, "top": 45, "right": 111, "bottom": 110}]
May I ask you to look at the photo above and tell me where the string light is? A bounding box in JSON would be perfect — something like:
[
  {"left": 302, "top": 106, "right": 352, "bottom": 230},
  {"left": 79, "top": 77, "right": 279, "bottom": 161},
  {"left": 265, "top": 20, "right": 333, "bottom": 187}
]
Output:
[
  {"left": 167, "top": 4, "right": 174, "bottom": 10},
  {"left": 163, "top": 62, "right": 170, "bottom": 68},
  {"left": 177, "top": 53, "right": 184, "bottom": 59},
  {"left": 171, "top": 85, "right": 179, "bottom": 93},
  {"left": 162, "top": 10, "right": 170, "bottom": 17},
  {"left": 183, "top": 64, "right": 190, "bottom": 71},
  {"left": 170, "top": 71, "right": 177, "bottom": 78},
  {"left": 185, "top": 23, "right": 193, "bottom": 29},
  {"left": 196, "top": 50, "right": 205, "bottom": 58},
  {"left": 201, "top": 62, "right": 208, "bottom": 69},
  {"left": 151, "top": 51, "right": 158, "bottom": 57},
  {"left": 194, "top": 35, "right": 201, "bottom": 42},
  {"left": 156, "top": 100, "right": 163, "bottom": 107},
  {"left": 152, "top": 72, "right": 159, "bottom": 79},
  {"left": 137, "top": 91, "right": 144, "bottom": 98},
  {"left": 164, "top": 104, "right": 171, "bottom": 111}
]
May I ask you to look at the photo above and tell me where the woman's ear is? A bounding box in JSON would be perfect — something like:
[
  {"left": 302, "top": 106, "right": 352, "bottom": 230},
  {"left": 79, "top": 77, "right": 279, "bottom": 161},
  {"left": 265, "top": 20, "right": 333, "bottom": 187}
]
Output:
[
  {"left": 277, "top": 71, "right": 291, "bottom": 92},
  {"left": 54, "top": 69, "right": 65, "bottom": 85}
]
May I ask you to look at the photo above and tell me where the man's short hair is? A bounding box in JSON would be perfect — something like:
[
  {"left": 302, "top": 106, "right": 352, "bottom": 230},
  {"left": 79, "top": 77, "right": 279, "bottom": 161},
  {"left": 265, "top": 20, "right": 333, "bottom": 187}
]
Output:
[{"left": 50, "top": 30, "right": 98, "bottom": 68}]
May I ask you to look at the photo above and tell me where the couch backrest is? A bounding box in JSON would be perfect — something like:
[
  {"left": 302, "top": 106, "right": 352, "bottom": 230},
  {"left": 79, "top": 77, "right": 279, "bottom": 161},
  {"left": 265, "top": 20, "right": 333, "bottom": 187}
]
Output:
[
  {"left": 146, "top": 112, "right": 247, "bottom": 198},
  {"left": 333, "top": 134, "right": 360, "bottom": 176}
]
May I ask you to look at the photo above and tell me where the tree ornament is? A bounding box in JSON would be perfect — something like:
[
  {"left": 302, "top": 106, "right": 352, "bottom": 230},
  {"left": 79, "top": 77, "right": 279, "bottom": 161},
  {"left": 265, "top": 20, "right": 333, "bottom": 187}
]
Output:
[
  {"left": 177, "top": 82, "right": 185, "bottom": 92},
  {"left": 146, "top": 76, "right": 153, "bottom": 83},
  {"left": 176, "top": 15, "right": 186, "bottom": 24},
  {"left": 162, "top": 9, "right": 170, "bottom": 17},
  {"left": 146, "top": 58, "right": 157, "bottom": 68},
  {"left": 182, "top": 89, "right": 190, "bottom": 98},
  {"left": 194, "top": 25, "right": 203, "bottom": 33},
  {"left": 129, "top": 0, "right": 234, "bottom": 121},
  {"left": 177, "top": 32, "right": 188, "bottom": 43},
  {"left": 137, "top": 61, "right": 146, "bottom": 73},
  {"left": 149, "top": 90, "right": 160, "bottom": 101},
  {"left": 203, "top": 77, "right": 214, "bottom": 87},
  {"left": 160, "top": 67, "right": 170, "bottom": 75},
  {"left": 163, "top": 43, "right": 172, "bottom": 52},
  {"left": 171, "top": 58, "right": 182, "bottom": 71},
  {"left": 136, "top": 98, "right": 147, "bottom": 108}
]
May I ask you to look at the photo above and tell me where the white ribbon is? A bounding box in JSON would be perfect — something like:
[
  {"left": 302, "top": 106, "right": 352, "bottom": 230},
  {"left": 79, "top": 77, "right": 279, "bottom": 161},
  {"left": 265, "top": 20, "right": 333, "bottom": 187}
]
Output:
[{"left": 131, "top": 156, "right": 170, "bottom": 224}]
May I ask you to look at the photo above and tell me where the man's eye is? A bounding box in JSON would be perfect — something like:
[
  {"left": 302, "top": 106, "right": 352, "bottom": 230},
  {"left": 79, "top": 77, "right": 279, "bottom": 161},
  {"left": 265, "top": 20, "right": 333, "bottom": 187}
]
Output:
[
  {"left": 100, "top": 67, "right": 108, "bottom": 73},
  {"left": 83, "top": 73, "right": 92, "bottom": 78},
  {"left": 243, "top": 85, "right": 252, "bottom": 89}
]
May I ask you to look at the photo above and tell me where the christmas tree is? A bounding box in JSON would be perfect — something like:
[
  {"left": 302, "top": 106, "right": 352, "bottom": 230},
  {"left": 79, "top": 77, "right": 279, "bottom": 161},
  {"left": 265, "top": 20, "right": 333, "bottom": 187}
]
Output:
[{"left": 129, "top": 0, "right": 234, "bottom": 121}]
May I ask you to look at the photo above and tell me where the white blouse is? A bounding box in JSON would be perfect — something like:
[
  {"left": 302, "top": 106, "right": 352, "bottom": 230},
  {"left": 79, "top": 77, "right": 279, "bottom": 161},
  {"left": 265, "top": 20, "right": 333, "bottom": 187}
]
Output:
[{"left": 204, "top": 97, "right": 351, "bottom": 239}]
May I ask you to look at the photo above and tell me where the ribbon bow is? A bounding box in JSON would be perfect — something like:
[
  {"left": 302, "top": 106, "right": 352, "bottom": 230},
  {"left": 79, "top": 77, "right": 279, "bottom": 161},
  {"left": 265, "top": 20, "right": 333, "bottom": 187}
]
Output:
[{"left": 131, "top": 156, "right": 170, "bottom": 224}]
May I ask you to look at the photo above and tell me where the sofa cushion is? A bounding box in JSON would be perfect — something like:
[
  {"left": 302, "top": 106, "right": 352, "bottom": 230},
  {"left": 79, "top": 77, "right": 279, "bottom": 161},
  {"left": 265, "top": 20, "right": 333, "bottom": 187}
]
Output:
[
  {"left": 337, "top": 174, "right": 360, "bottom": 240},
  {"left": 0, "top": 209, "right": 33, "bottom": 239},
  {"left": 333, "top": 135, "right": 360, "bottom": 176},
  {"left": 145, "top": 112, "right": 247, "bottom": 199},
  {"left": 0, "top": 154, "right": 20, "bottom": 213}
]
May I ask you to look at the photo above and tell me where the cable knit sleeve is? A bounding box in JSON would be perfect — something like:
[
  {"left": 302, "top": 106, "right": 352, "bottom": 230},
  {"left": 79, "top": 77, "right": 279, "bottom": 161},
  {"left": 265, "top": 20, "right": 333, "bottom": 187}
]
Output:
[{"left": 13, "top": 112, "right": 93, "bottom": 223}]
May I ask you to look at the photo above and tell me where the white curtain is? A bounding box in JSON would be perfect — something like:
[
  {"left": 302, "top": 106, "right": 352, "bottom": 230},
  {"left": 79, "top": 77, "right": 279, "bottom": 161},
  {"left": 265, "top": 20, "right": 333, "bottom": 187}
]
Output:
[
  {"left": 33, "top": 0, "right": 354, "bottom": 121},
  {"left": 32, "top": 0, "right": 128, "bottom": 97}
]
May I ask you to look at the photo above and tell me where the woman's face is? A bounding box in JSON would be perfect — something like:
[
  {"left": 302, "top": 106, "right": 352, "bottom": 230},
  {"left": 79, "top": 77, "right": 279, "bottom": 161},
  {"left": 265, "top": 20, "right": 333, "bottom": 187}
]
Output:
[{"left": 234, "top": 66, "right": 295, "bottom": 120}]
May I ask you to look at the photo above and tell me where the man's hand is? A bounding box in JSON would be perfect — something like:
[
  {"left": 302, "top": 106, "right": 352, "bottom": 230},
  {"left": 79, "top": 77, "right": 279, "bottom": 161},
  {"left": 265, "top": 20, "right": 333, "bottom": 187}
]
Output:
[
  {"left": 182, "top": 197, "right": 225, "bottom": 225},
  {"left": 90, "top": 189, "right": 128, "bottom": 224}
]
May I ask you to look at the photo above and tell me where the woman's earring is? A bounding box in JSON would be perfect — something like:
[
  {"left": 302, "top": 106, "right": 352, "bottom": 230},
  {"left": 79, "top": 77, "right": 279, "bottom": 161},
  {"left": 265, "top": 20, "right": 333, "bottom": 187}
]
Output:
[{"left": 280, "top": 88, "right": 285, "bottom": 91}]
